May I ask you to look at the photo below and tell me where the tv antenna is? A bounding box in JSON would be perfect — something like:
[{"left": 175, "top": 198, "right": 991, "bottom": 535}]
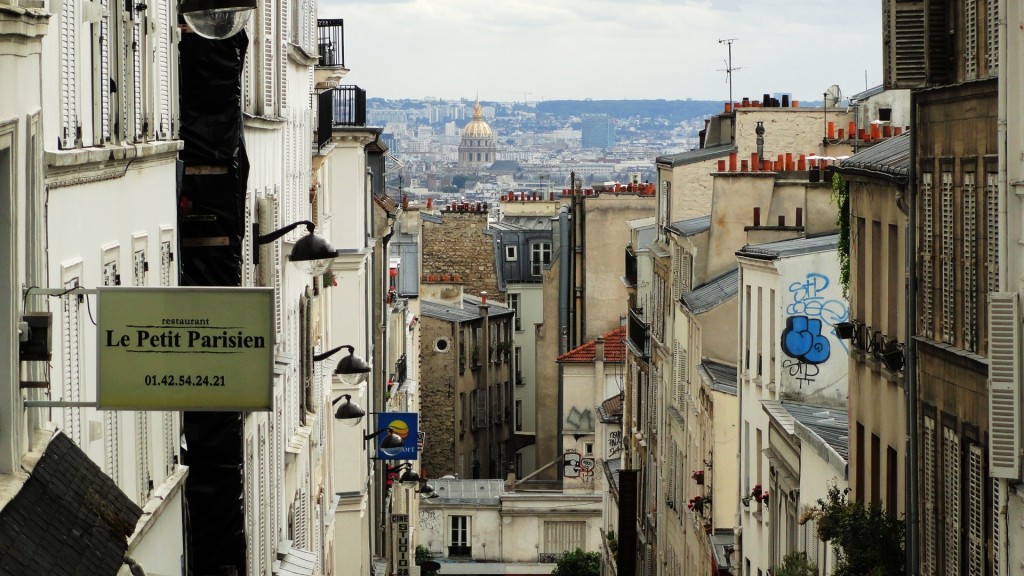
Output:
[{"left": 718, "top": 38, "right": 743, "bottom": 107}]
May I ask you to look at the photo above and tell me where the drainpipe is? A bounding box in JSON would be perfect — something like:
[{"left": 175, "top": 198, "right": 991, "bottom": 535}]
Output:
[
  {"left": 558, "top": 202, "right": 572, "bottom": 480},
  {"left": 904, "top": 89, "right": 919, "bottom": 576}
]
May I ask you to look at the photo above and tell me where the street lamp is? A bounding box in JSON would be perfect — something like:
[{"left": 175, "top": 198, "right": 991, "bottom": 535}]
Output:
[
  {"left": 178, "top": 0, "right": 256, "bottom": 40},
  {"left": 387, "top": 463, "right": 421, "bottom": 487},
  {"left": 255, "top": 220, "right": 336, "bottom": 276},
  {"left": 314, "top": 344, "right": 371, "bottom": 385},
  {"left": 330, "top": 394, "right": 366, "bottom": 425},
  {"left": 364, "top": 426, "right": 404, "bottom": 450}
]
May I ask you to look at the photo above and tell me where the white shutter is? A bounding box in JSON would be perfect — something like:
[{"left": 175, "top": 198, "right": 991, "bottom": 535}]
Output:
[
  {"left": 986, "top": 0, "right": 999, "bottom": 74},
  {"left": 963, "top": 173, "right": 977, "bottom": 351},
  {"left": 986, "top": 172, "right": 1001, "bottom": 293},
  {"left": 162, "top": 411, "right": 175, "bottom": 476},
  {"left": 154, "top": 0, "right": 172, "bottom": 138},
  {"left": 923, "top": 416, "right": 938, "bottom": 575},
  {"left": 671, "top": 245, "right": 681, "bottom": 301},
  {"left": 965, "top": 0, "right": 978, "bottom": 80},
  {"left": 988, "top": 292, "right": 1020, "bottom": 478},
  {"left": 93, "top": 0, "right": 112, "bottom": 144},
  {"left": 993, "top": 478, "right": 1005, "bottom": 576},
  {"left": 272, "top": 187, "right": 283, "bottom": 338},
  {"left": 940, "top": 171, "right": 955, "bottom": 345},
  {"left": 966, "top": 444, "right": 984, "bottom": 576},
  {"left": 246, "top": 435, "right": 256, "bottom": 574},
  {"left": 262, "top": 0, "right": 275, "bottom": 114},
  {"left": 59, "top": 0, "right": 79, "bottom": 148},
  {"left": 942, "top": 426, "right": 961, "bottom": 576},
  {"left": 672, "top": 343, "right": 682, "bottom": 408},
  {"left": 132, "top": 14, "right": 145, "bottom": 141},
  {"left": 61, "top": 277, "right": 83, "bottom": 444},
  {"left": 136, "top": 412, "right": 150, "bottom": 503},
  {"left": 106, "top": 411, "right": 121, "bottom": 484},
  {"left": 279, "top": 0, "right": 288, "bottom": 111},
  {"left": 295, "top": 487, "right": 308, "bottom": 547},
  {"left": 921, "top": 173, "right": 934, "bottom": 338},
  {"left": 242, "top": 21, "right": 254, "bottom": 113}
]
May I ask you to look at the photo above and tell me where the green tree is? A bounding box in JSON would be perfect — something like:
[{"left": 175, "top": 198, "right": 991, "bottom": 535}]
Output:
[
  {"left": 776, "top": 552, "right": 817, "bottom": 576},
  {"left": 811, "top": 483, "right": 905, "bottom": 576},
  {"left": 551, "top": 548, "right": 602, "bottom": 576}
]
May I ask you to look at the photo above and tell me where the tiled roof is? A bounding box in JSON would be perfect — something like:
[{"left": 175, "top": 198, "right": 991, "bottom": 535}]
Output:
[
  {"left": 681, "top": 268, "right": 739, "bottom": 314},
  {"left": 0, "top": 431, "right": 142, "bottom": 576},
  {"left": 557, "top": 326, "right": 627, "bottom": 363},
  {"left": 737, "top": 233, "right": 838, "bottom": 260},
  {"left": 836, "top": 132, "right": 910, "bottom": 183},
  {"left": 656, "top": 143, "right": 737, "bottom": 168},
  {"left": 597, "top": 393, "right": 624, "bottom": 422}
]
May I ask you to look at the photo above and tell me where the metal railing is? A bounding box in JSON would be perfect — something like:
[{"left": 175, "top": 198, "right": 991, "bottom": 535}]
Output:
[
  {"left": 627, "top": 307, "right": 650, "bottom": 360},
  {"left": 316, "top": 85, "right": 366, "bottom": 150},
  {"left": 317, "top": 19, "right": 345, "bottom": 68}
]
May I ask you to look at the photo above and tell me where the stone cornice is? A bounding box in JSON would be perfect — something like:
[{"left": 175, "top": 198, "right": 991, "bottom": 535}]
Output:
[
  {"left": 44, "top": 140, "right": 183, "bottom": 189},
  {"left": 0, "top": 4, "right": 50, "bottom": 39},
  {"left": 332, "top": 247, "right": 372, "bottom": 273},
  {"left": 287, "top": 43, "right": 318, "bottom": 67},
  {"left": 331, "top": 126, "right": 381, "bottom": 147}
]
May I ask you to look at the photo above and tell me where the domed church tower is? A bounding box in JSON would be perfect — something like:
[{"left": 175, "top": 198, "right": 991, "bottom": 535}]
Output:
[{"left": 458, "top": 100, "right": 497, "bottom": 168}]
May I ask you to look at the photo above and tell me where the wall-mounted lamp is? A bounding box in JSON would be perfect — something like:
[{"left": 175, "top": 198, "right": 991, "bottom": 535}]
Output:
[
  {"left": 178, "top": 0, "right": 256, "bottom": 39},
  {"left": 364, "top": 427, "right": 404, "bottom": 449},
  {"left": 387, "top": 463, "right": 421, "bottom": 487},
  {"left": 256, "top": 220, "right": 336, "bottom": 276},
  {"left": 416, "top": 479, "right": 436, "bottom": 495},
  {"left": 330, "top": 394, "right": 365, "bottom": 425},
  {"left": 315, "top": 344, "right": 371, "bottom": 385}
]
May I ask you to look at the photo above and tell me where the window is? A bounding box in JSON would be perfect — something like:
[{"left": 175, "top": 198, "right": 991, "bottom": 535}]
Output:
[
  {"left": 515, "top": 400, "right": 523, "bottom": 431},
  {"left": 434, "top": 338, "right": 450, "bottom": 353},
  {"left": 531, "top": 242, "right": 551, "bottom": 276},
  {"left": 508, "top": 293, "right": 521, "bottom": 330},
  {"left": 450, "top": 515, "right": 471, "bottom": 556},
  {"left": 505, "top": 244, "right": 518, "bottom": 261}
]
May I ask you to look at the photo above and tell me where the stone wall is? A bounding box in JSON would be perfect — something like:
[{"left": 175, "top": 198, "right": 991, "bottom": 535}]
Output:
[
  {"left": 422, "top": 207, "right": 501, "bottom": 302},
  {"left": 418, "top": 316, "right": 459, "bottom": 477}
]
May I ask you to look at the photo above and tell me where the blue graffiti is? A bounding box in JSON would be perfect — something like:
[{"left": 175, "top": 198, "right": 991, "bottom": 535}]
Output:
[
  {"left": 786, "top": 272, "right": 849, "bottom": 350},
  {"left": 781, "top": 316, "right": 831, "bottom": 364}
]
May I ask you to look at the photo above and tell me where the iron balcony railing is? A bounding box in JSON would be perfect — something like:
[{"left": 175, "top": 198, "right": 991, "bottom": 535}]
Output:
[
  {"left": 624, "top": 245, "right": 638, "bottom": 287},
  {"left": 317, "top": 19, "right": 345, "bottom": 68},
  {"left": 316, "top": 85, "right": 366, "bottom": 150},
  {"left": 627, "top": 307, "right": 650, "bottom": 360}
]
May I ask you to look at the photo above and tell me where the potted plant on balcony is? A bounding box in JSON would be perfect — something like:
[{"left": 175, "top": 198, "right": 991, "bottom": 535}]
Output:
[
  {"left": 756, "top": 490, "right": 770, "bottom": 505},
  {"left": 833, "top": 320, "right": 855, "bottom": 340},
  {"left": 691, "top": 470, "right": 705, "bottom": 485}
]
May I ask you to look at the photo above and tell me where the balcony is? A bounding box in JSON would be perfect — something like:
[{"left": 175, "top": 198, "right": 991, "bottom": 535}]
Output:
[
  {"left": 624, "top": 245, "right": 638, "bottom": 287},
  {"left": 316, "top": 85, "right": 366, "bottom": 150},
  {"left": 316, "top": 19, "right": 347, "bottom": 88},
  {"left": 627, "top": 307, "right": 650, "bottom": 360}
]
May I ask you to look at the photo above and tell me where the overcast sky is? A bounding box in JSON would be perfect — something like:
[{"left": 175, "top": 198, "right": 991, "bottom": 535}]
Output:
[{"left": 319, "top": 0, "right": 883, "bottom": 103}]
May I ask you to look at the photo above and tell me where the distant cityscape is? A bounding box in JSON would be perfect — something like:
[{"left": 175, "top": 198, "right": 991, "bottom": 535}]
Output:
[{"left": 368, "top": 96, "right": 822, "bottom": 201}]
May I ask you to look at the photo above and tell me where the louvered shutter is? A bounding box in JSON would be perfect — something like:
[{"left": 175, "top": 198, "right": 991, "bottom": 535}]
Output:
[
  {"left": 671, "top": 245, "right": 681, "bottom": 301},
  {"left": 672, "top": 343, "right": 682, "bottom": 408},
  {"left": 986, "top": 173, "right": 1001, "bottom": 294},
  {"left": 242, "top": 21, "right": 254, "bottom": 113},
  {"left": 273, "top": 188, "right": 283, "bottom": 339},
  {"left": 262, "top": 0, "right": 275, "bottom": 114},
  {"left": 162, "top": 412, "right": 175, "bottom": 476},
  {"left": 279, "top": 0, "right": 287, "bottom": 111},
  {"left": 965, "top": 0, "right": 978, "bottom": 80},
  {"left": 966, "top": 444, "right": 984, "bottom": 576},
  {"left": 940, "top": 171, "right": 954, "bottom": 345},
  {"left": 59, "top": 0, "right": 79, "bottom": 148},
  {"left": 963, "top": 173, "right": 977, "bottom": 351},
  {"left": 942, "top": 426, "right": 961, "bottom": 576},
  {"left": 920, "top": 173, "right": 934, "bottom": 338},
  {"left": 246, "top": 435, "right": 256, "bottom": 572},
  {"left": 295, "top": 487, "right": 308, "bottom": 547},
  {"left": 259, "top": 423, "right": 268, "bottom": 575},
  {"left": 993, "top": 478, "right": 1005, "bottom": 576},
  {"left": 886, "top": 2, "right": 926, "bottom": 88},
  {"left": 154, "top": 0, "right": 172, "bottom": 138},
  {"left": 61, "top": 277, "right": 83, "bottom": 443},
  {"left": 136, "top": 412, "right": 150, "bottom": 503},
  {"left": 988, "top": 292, "right": 1020, "bottom": 478},
  {"left": 132, "top": 12, "right": 144, "bottom": 140},
  {"left": 923, "top": 416, "right": 938, "bottom": 574},
  {"left": 95, "top": 0, "right": 112, "bottom": 144},
  {"left": 986, "top": 0, "right": 999, "bottom": 74}
]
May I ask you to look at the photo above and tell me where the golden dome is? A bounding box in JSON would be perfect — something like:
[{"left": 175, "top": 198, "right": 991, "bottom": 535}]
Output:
[{"left": 461, "top": 101, "right": 494, "bottom": 139}]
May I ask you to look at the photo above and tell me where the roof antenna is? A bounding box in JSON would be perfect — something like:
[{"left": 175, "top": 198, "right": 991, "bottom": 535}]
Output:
[{"left": 718, "top": 38, "right": 743, "bottom": 107}]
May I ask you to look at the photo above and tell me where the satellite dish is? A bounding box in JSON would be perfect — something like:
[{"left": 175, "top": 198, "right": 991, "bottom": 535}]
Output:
[{"left": 824, "top": 85, "right": 843, "bottom": 108}]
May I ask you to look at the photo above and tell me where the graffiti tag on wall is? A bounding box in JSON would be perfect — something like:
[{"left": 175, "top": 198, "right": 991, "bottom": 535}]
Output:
[
  {"left": 564, "top": 450, "right": 596, "bottom": 481},
  {"left": 608, "top": 430, "right": 622, "bottom": 456},
  {"left": 780, "top": 273, "right": 849, "bottom": 388}
]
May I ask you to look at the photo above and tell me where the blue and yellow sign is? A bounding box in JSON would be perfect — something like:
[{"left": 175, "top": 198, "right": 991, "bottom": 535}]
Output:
[{"left": 375, "top": 412, "right": 419, "bottom": 461}]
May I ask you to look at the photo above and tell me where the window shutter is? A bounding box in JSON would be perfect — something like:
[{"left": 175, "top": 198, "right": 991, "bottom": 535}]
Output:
[
  {"left": 986, "top": 0, "right": 999, "bottom": 74},
  {"left": 671, "top": 245, "right": 681, "bottom": 301},
  {"left": 243, "top": 21, "right": 254, "bottom": 113},
  {"left": 962, "top": 173, "right": 977, "bottom": 351},
  {"left": 966, "top": 444, "right": 984, "bottom": 576},
  {"left": 61, "top": 277, "right": 83, "bottom": 443},
  {"left": 940, "top": 171, "right": 954, "bottom": 345},
  {"left": 154, "top": 0, "right": 172, "bottom": 139},
  {"left": 986, "top": 172, "right": 1001, "bottom": 294},
  {"left": 162, "top": 411, "right": 175, "bottom": 476},
  {"left": 965, "top": 0, "right": 978, "bottom": 80},
  {"left": 681, "top": 253, "right": 691, "bottom": 294},
  {"left": 993, "top": 478, "right": 1005, "bottom": 576},
  {"left": 923, "top": 415, "right": 938, "bottom": 574},
  {"left": 988, "top": 292, "right": 1020, "bottom": 478},
  {"left": 295, "top": 486, "right": 308, "bottom": 547},
  {"left": 942, "top": 426, "right": 961, "bottom": 576},
  {"left": 920, "top": 173, "right": 934, "bottom": 338},
  {"left": 106, "top": 411, "right": 121, "bottom": 484},
  {"left": 886, "top": 2, "right": 926, "bottom": 88},
  {"left": 262, "top": 0, "right": 275, "bottom": 114},
  {"left": 94, "top": 0, "right": 112, "bottom": 144},
  {"left": 672, "top": 343, "right": 682, "bottom": 409},
  {"left": 60, "top": 0, "right": 79, "bottom": 148},
  {"left": 279, "top": 0, "right": 287, "bottom": 111},
  {"left": 136, "top": 412, "right": 150, "bottom": 503},
  {"left": 246, "top": 435, "right": 256, "bottom": 573},
  {"left": 132, "top": 15, "right": 144, "bottom": 140}
]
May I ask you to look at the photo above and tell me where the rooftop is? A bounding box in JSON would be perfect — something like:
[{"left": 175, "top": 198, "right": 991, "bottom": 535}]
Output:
[
  {"left": 737, "top": 233, "right": 839, "bottom": 260},
  {"left": 421, "top": 295, "right": 514, "bottom": 323},
  {"left": 558, "top": 326, "right": 627, "bottom": 363},
  {"left": 836, "top": 131, "right": 911, "bottom": 183},
  {"left": 668, "top": 214, "right": 711, "bottom": 237},
  {"left": 681, "top": 268, "right": 739, "bottom": 314}
]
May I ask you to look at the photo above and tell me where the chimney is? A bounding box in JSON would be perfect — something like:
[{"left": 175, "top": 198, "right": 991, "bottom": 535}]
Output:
[
  {"left": 595, "top": 337, "right": 606, "bottom": 362},
  {"left": 755, "top": 122, "right": 765, "bottom": 161},
  {"left": 505, "top": 464, "right": 517, "bottom": 492},
  {"left": 481, "top": 291, "right": 488, "bottom": 305}
]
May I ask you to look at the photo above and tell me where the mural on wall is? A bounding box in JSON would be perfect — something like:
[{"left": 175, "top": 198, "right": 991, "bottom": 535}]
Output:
[
  {"left": 780, "top": 271, "right": 849, "bottom": 394},
  {"left": 563, "top": 450, "right": 597, "bottom": 482}
]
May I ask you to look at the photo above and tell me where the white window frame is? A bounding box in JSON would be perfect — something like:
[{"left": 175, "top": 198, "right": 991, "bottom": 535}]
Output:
[{"left": 505, "top": 244, "right": 517, "bottom": 262}]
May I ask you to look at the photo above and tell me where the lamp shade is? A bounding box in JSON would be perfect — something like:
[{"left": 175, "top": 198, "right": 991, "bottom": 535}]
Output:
[
  {"left": 336, "top": 349, "right": 371, "bottom": 385},
  {"left": 380, "top": 429, "right": 404, "bottom": 449},
  {"left": 179, "top": 0, "right": 255, "bottom": 39},
  {"left": 290, "top": 232, "right": 336, "bottom": 276},
  {"left": 333, "top": 394, "right": 365, "bottom": 425}
]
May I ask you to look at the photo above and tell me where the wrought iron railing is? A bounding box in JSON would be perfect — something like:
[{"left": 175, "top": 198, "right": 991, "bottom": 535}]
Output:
[
  {"left": 317, "top": 19, "right": 345, "bottom": 68},
  {"left": 316, "top": 85, "right": 366, "bottom": 150},
  {"left": 627, "top": 307, "right": 650, "bottom": 360}
]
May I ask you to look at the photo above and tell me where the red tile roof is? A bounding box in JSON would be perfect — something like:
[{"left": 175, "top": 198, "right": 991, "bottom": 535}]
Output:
[{"left": 557, "top": 326, "right": 627, "bottom": 363}]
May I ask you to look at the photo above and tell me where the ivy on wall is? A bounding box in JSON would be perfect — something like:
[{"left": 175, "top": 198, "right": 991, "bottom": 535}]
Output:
[{"left": 831, "top": 172, "right": 851, "bottom": 299}]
